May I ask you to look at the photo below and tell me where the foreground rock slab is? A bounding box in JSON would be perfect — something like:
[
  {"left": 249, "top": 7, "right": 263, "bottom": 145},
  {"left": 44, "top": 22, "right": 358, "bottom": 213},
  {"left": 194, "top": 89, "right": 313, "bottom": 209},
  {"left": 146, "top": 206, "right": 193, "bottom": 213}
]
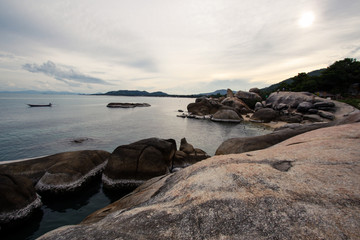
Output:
[{"left": 39, "top": 123, "right": 360, "bottom": 239}]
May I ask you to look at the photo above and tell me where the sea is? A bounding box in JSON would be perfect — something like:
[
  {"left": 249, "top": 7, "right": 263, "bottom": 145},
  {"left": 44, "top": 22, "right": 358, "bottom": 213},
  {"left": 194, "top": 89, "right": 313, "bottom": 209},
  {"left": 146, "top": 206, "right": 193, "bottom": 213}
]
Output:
[{"left": 0, "top": 93, "right": 272, "bottom": 239}]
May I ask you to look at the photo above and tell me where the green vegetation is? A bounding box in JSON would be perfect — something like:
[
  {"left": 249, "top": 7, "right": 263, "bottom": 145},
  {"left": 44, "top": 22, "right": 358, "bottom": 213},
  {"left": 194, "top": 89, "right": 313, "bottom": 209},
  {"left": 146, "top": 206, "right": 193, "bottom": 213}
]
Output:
[
  {"left": 260, "top": 58, "right": 360, "bottom": 105},
  {"left": 338, "top": 98, "right": 360, "bottom": 109}
]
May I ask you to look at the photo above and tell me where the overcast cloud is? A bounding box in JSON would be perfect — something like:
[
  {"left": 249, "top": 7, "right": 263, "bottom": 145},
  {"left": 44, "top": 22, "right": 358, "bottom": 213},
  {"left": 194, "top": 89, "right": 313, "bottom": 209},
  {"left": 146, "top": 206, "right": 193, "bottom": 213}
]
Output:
[
  {"left": 23, "top": 61, "right": 109, "bottom": 85},
  {"left": 0, "top": 0, "right": 359, "bottom": 94}
]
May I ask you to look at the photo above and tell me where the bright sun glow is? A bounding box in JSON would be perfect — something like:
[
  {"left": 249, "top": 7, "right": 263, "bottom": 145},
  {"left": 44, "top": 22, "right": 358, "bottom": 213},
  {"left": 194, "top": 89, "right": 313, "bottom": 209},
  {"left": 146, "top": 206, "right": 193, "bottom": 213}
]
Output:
[{"left": 298, "top": 11, "right": 315, "bottom": 28}]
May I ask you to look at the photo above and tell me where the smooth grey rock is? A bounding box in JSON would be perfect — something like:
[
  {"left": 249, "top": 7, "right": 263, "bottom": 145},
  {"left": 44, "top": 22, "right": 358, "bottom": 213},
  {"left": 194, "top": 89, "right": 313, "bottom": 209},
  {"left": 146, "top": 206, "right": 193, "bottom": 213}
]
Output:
[
  {"left": 254, "top": 102, "right": 263, "bottom": 111},
  {"left": 266, "top": 91, "right": 315, "bottom": 109},
  {"left": 235, "top": 90, "right": 262, "bottom": 109},
  {"left": 297, "top": 102, "right": 313, "bottom": 113},
  {"left": 221, "top": 97, "right": 252, "bottom": 114},
  {"left": 211, "top": 109, "right": 243, "bottom": 123},
  {"left": 250, "top": 108, "right": 278, "bottom": 123},
  {"left": 303, "top": 114, "right": 326, "bottom": 123},
  {"left": 318, "top": 110, "right": 335, "bottom": 120},
  {"left": 314, "top": 101, "right": 335, "bottom": 108}
]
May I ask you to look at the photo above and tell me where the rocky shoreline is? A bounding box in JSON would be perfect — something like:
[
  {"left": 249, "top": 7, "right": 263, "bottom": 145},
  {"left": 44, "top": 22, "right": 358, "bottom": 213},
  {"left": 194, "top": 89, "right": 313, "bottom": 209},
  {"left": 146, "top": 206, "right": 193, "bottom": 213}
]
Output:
[
  {"left": 0, "top": 138, "right": 209, "bottom": 233},
  {"left": 1, "top": 90, "right": 359, "bottom": 239}
]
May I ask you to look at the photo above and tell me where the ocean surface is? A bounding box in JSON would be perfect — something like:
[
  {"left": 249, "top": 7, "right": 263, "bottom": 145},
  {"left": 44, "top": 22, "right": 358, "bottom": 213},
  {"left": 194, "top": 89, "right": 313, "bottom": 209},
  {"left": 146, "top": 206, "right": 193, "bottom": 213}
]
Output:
[{"left": 0, "top": 93, "right": 272, "bottom": 239}]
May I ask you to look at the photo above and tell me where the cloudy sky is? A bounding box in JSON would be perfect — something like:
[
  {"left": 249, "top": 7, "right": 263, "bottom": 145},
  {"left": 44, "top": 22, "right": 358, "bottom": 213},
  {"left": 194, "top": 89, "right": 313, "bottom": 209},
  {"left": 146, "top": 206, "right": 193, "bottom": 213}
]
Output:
[{"left": 0, "top": 0, "right": 359, "bottom": 94}]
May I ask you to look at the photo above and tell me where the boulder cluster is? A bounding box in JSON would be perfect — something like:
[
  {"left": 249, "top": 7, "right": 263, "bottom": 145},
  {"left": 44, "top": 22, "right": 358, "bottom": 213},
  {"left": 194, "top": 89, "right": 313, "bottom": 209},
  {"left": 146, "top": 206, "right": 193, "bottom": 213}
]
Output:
[
  {"left": 0, "top": 138, "right": 209, "bottom": 230},
  {"left": 38, "top": 119, "right": 360, "bottom": 240},
  {"left": 179, "top": 89, "right": 259, "bottom": 123},
  {"left": 251, "top": 91, "right": 338, "bottom": 123}
]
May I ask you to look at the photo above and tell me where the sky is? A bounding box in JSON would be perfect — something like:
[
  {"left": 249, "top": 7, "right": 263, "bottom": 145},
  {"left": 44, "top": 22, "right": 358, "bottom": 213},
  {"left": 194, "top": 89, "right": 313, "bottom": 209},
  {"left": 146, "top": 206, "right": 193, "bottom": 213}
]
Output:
[{"left": 0, "top": 0, "right": 359, "bottom": 94}]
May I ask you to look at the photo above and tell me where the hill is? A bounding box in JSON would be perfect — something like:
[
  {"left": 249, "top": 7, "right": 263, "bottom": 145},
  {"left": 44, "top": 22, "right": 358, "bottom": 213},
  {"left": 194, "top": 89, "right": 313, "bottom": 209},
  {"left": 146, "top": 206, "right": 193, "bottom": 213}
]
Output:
[
  {"left": 260, "top": 68, "right": 325, "bottom": 94},
  {"left": 103, "top": 90, "right": 169, "bottom": 97}
]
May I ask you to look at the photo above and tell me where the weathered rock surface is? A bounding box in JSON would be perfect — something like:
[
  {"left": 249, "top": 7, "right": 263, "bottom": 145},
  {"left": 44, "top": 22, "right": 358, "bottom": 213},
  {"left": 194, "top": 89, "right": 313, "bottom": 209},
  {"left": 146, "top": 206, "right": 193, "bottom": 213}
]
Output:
[
  {"left": 235, "top": 90, "right": 262, "bottom": 108},
  {"left": 187, "top": 97, "right": 222, "bottom": 116},
  {"left": 34, "top": 151, "right": 110, "bottom": 194},
  {"left": 266, "top": 91, "right": 315, "bottom": 109},
  {"left": 211, "top": 109, "right": 243, "bottom": 123},
  {"left": 221, "top": 97, "right": 252, "bottom": 114},
  {"left": 38, "top": 123, "right": 360, "bottom": 240},
  {"left": 0, "top": 150, "right": 110, "bottom": 193},
  {"left": 107, "top": 102, "right": 150, "bottom": 108},
  {"left": 216, "top": 111, "right": 360, "bottom": 155},
  {"left": 173, "top": 138, "right": 209, "bottom": 169},
  {"left": 102, "top": 138, "right": 176, "bottom": 190},
  {"left": 250, "top": 108, "right": 278, "bottom": 123},
  {"left": 226, "top": 88, "right": 234, "bottom": 98},
  {"left": 0, "top": 174, "right": 42, "bottom": 226},
  {"left": 296, "top": 101, "right": 313, "bottom": 112}
]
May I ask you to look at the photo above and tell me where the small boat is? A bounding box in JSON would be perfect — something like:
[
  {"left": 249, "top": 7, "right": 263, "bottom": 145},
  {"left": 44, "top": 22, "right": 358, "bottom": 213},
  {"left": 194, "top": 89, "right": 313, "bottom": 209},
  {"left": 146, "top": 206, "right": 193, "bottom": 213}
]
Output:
[{"left": 27, "top": 103, "right": 52, "bottom": 107}]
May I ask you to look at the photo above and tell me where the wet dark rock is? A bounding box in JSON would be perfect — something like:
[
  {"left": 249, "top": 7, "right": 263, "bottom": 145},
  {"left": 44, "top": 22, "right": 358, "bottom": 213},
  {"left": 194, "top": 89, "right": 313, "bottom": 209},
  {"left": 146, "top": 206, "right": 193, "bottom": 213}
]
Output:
[
  {"left": 72, "top": 138, "right": 90, "bottom": 144},
  {"left": 308, "top": 108, "right": 318, "bottom": 114},
  {"left": 173, "top": 138, "right": 210, "bottom": 170},
  {"left": 107, "top": 103, "right": 151, "bottom": 108},
  {"left": 0, "top": 151, "right": 110, "bottom": 193},
  {"left": 102, "top": 138, "right": 176, "bottom": 191},
  {"left": 0, "top": 174, "right": 42, "bottom": 227},
  {"left": 313, "top": 101, "right": 335, "bottom": 108},
  {"left": 34, "top": 151, "right": 110, "bottom": 195}
]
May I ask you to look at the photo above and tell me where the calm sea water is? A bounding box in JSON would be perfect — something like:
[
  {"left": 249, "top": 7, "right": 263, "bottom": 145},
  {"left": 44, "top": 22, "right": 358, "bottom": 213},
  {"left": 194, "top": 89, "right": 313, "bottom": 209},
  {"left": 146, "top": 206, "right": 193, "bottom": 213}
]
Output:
[{"left": 0, "top": 93, "right": 271, "bottom": 239}]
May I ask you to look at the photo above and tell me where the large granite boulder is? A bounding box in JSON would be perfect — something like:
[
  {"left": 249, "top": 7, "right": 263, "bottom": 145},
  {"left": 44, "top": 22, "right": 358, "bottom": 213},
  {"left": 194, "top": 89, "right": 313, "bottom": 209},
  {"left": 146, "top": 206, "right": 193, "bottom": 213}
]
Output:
[
  {"left": 102, "top": 138, "right": 177, "bottom": 190},
  {"left": 34, "top": 150, "right": 110, "bottom": 195},
  {"left": 221, "top": 97, "right": 252, "bottom": 114},
  {"left": 235, "top": 90, "right": 262, "bottom": 109},
  {"left": 38, "top": 123, "right": 360, "bottom": 240},
  {"left": 250, "top": 108, "right": 278, "bottom": 123},
  {"left": 211, "top": 109, "right": 243, "bottom": 123},
  {"left": 296, "top": 101, "right": 313, "bottom": 112},
  {"left": 226, "top": 88, "right": 234, "bottom": 98},
  {"left": 187, "top": 97, "right": 222, "bottom": 116},
  {"left": 172, "top": 138, "right": 209, "bottom": 170},
  {"left": 0, "top": 150, "right": 110, "bottom": 195},
  {"left": 0, "top": 174, "right": 42, "bottom": 227},
  {"left": 266, "top": 91, "right": 315, "bottom": 109}
]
